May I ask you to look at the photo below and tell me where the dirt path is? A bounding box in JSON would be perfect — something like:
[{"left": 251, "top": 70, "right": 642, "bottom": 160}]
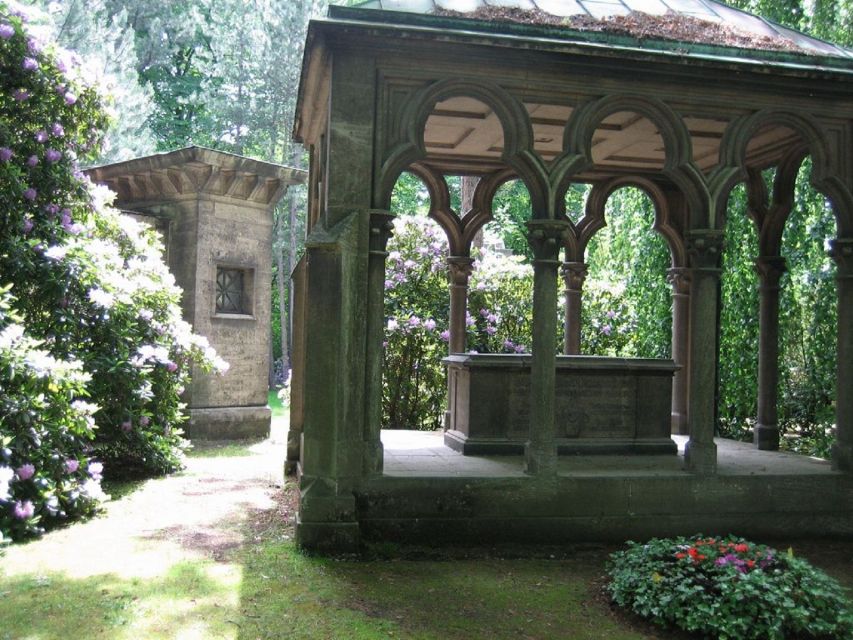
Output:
[{"left": 1, "top": 420, "right": 288, "bottom": 580}]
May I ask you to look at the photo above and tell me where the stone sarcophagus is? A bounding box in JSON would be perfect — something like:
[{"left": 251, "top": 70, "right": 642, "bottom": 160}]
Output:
[{"left": 444, "top": 354, "right": 678, "bottom": 455}]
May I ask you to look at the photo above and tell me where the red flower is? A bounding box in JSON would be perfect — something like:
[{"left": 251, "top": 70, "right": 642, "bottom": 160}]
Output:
[
  {"left": 735, "top": 543, "right": 749, "bottom": 553},
  {"left": 675, "top": 552, "right": 686, "bottom": 559}
]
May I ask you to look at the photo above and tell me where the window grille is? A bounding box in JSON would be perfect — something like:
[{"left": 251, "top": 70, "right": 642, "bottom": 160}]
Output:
[{"left": 216, "top": 267, "right": 245, "bottom": 314}]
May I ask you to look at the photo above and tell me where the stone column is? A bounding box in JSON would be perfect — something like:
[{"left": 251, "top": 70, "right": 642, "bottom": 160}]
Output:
[
  {"left": 684, "top": 230, "right": 723, "bottom": 474},
  {"left": 363, "top": 210, "right": 395, "bottom": 475},
  {"left": 561, "top": 262, "right": 588, "bottom": 355},
  {"left": 830, "top": 238, "right": 853, "bottom": 472},
  {"left": 525, "top": 220, "right": 571, "bottom": 476},
  {"left": 753, "top": 256, "right": 787, "bottom": 450},
  {"left": 447, "top": 257, "right": 475, "bottom": 354},
  {"left": 667, "top": 268, "right": 691, "bottom": 435}
]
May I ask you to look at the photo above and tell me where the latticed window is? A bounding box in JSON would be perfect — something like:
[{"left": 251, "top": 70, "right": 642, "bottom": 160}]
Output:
[{"left": 216, "top": 267, "right": 245, "bottom": 314}]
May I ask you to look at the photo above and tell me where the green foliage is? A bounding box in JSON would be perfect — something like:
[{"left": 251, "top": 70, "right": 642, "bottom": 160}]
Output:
[
  {"left": 585, "top": 187, "right": 672, "bottom": 359},
  {"left": 608, "top": 535, "right": 853, "bottom": 640},
  {"left": 0, "top": 7, "right": 223, "bottom": 539},
  {"left": 0, "top": 287, "right": 104, "bottom": 542},
  {"left": 382, "top": 216, "right": 449, "bottom": 430},
  {"left": 718, "top": 184, "right": 760, "bottom": 440}
]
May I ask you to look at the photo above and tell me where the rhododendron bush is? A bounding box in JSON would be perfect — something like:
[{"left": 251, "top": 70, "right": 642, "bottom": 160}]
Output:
[{"left": 0, "top": 4, "right": 223, "bottom": 541}]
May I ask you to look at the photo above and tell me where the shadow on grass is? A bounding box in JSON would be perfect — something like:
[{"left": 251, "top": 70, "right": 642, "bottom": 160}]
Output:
[
  {"left": 185, "top": 440, "right": 265, "bottom": 458},
  {"left": 0, "top": 560, "right": 240, "bottom": 640},
  {"left": 101, "top": 478, "right": 147, "bottom": 502}
]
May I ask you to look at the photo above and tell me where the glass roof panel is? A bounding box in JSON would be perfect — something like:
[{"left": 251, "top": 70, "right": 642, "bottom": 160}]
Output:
[
  {"left": 533, "top": 0, "right": 587, "bottom": 16},
  {"left": 434, "top": 0, "right": 484, "bottom": 10},
  {"left": 620, "top": 0, "right": 670, "bottom": 15},
  {"left": 582, "top": 1, "right": 631, "bottom": 18},
  {"left": 659, "top": 0, "right": 717, "bottom": 19}
]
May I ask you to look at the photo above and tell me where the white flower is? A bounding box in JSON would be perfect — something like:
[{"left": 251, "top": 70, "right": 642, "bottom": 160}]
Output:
[
  {"left": 44, "top": 245, "right": 68, "bottom": 261},
  {"left": 88, "top": 288, "right": 115, "bottom": 309},
  {"left": 80, "top": 478, "right": 108, "bottom": 502},
  {"left": 0, "top": 324, "right": 24, "bottom": 350},
  {"left": 0, "top": 466, "right": 14, "bottom": 502}
]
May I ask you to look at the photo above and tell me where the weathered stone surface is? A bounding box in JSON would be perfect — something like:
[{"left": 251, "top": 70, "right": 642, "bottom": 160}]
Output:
[
  {"left": 86, "top": 147, "right": 305, "bottom": 441},
  {"left": 445, "top": 354, "right": 678, "bottom": 455}
]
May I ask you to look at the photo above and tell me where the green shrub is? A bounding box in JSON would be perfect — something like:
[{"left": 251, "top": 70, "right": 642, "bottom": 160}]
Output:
[
  {"left": 0, "top": 5, "right": 223, "bottom": 540},
  {"left": 607, "top": 535, "right": 853, "bottom": 640},
  {"left": 0, "top": 288, "right": 104, "bottom": 541}
]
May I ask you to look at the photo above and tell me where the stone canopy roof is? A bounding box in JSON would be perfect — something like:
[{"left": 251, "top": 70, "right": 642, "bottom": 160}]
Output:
[{"left": 347, "top": 0, "right": 853, "bottom": 62}]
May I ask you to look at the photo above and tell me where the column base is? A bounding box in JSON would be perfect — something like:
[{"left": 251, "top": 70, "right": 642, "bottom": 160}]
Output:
[
  {"left": 285, "top": 428, "right": 301, "bottom": 476},
  {"left": 187, "top": 405, "right": 271, "bottom": 440},
  {"left": 831, "top": 440, "right": 853, "bottom": 473},
  {"left": 295, "top": 517, "right": 361, "bottom": 553},
  {"left": 524, "top": 442, "right": 557, "bottom": 476},
  {"left": 753, "top": 423, "right": 780, "bottom": 450},
  {"left": 363, "top": 439, "right": 384, "bottom": 475},
  {"left": 684, "top": 439, "right": 717, "bottom": 474}
]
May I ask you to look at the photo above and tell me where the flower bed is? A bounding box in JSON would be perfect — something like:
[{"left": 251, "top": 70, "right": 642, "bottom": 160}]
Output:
[{"left": 607, "top": 535, "right": 853, "bottom": 639}]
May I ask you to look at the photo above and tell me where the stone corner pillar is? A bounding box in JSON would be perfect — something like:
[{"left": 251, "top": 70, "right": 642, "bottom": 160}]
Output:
[
  {"left": 666, "top": 267, "right": 691, "bottom": 436},
  {"left": 561, "top": 261, "right": 588, "bottom": 355},
  {"left": 830, "top": 238, "right": 853, "bottom": 472},
  {"left": 753, "top": 255, "right": 787, "bottom": 450},
  {"left": 364, "top": 210, "right": 395, "bottom": 476},
  {"left": 684, "top": 230, "right": 723, "bottom": 475},
  {"left": 525, "top": 219, "right": 571, "bottom": 477}
]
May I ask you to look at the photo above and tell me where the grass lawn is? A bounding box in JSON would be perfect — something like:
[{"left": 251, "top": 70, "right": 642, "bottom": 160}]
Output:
[
  {"left": 268, "top": 388, "right": 288, "bottom": 418},
  {"left": 2, "top": 432, "right": 851, "bottom": 640}
]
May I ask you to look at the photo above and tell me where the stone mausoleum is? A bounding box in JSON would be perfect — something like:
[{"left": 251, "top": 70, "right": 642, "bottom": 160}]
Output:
[
  {"left": 290, "top": 0, "right": 853, "bottom": 551},
  {"left": 88, "top": 147, "right": 305, "bottom": 440}
]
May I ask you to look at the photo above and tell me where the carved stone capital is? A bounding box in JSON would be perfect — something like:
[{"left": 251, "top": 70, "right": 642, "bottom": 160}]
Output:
[
  {"left": 447, "top": 256, "right": 475, "bottom": 286},
  {"left": 561, "top": 262, "right": 588, "bottom": 291},
  {"left": 666, "top": 267, "right": 691, "bottom": 295},
  {"left": 754, "top": 256, "right": 787, "bottom": 289},
  {"left": 368, "top": 210, "right": 395, "bottom": 256},
  {"left": 686, "top": 230, "right": 724, "bottom": 271},
  {"left": 527, "top": 219, "right": 571, "bottom": 264},
  {"left": 830, "top": 238, "right": 853, "bottom": 278}
]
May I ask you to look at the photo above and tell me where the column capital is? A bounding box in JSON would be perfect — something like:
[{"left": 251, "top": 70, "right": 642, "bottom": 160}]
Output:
[
  {"left": 447, "top": 256, "right": 475, "bottom": 285},
  {"left": 686, "top": 230, "right": 724, "bottom": 271},
  {"left": 368, "top": 210, "right": 395, "bottom": 256},
  {"left": 830, "top": 238, "right": 853, "bottom": 277},
  {"left": 754, "top": 255, "right": 787, "bottom": 289},
  {"left": 561, "top": 261, "right": 588, "bottom": 291},
  {"left": 527, "top": 219, "right": 571, "bottom": 263},
  {"left": 666, "top": 267, "right": 691, "bottom": 295}
]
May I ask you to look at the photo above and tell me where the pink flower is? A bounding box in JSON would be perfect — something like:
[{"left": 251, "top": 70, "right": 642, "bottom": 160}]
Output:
[
  {"left": 0, "top": 23, "right": 14, "bottom": 39},
  {"left": 165, "top": 361, "right": 178, "bottom": 373},
  {"left": 51, "top": 123, "right": 64, "bottom": 137},
  {"left": 22, "top": 217, "right": 34, "bottom": 233},
  {"left": 45, "top": 149, "right": 61, "bottom": 163},
  {"left": 23, "top": 188, "right": 37, "bottom": 201},
  {"left": 139, "top": 416, "right": 150, "bottom": 427},
  {"left": 35, "top": 130, "right": 47, "bottom": 143},
  {"left": 65, "top": 459, "right": 79, "bottom": 473},
  {"left": 16, "top": 463, "right": 35, "bottom": 480},
  {"left": 121, "top": 420, "right": 132, "bottom": 432},
  {"left": 601, "top": 324, "right": 612, "bottom": 336},
  {"left": 22, "top": 57, "right": 37, "bottom": 71},
  {"left": 26, "top": 155, "right": 38, "bottom": 167},
  {"left": 87, "top": 461, "right": 103, "bottom": 479},
  {"left": 13, "top": 88, "right": 30, "bottom": 101},
  {"left": 0, "top": 147, "right": 12, "bottom": 162},
  {"left": 424, "top": 319, "right": 436, "bottom": 331},
  {"left": 13, "top": 500, "right": 35, "bottom": 520},
  {"left": 64, "top": 92, "right": 77, "bottom": 105},
  {"left": 440, "top": 330, "right": 450, "bottom": 342}
]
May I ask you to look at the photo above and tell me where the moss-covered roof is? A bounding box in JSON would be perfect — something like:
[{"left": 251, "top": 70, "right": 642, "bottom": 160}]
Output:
[{"left": 335, "top": 0, "right": 853, "bottom": 67}]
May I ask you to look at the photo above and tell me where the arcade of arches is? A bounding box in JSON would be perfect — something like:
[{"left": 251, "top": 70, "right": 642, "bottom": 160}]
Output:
[{"left": 288, "top": 5, "right": 853, "bottom": 550}]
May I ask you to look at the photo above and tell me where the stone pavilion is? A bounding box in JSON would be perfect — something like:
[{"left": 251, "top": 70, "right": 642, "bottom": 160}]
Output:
[{"left": 290, "top": 0, "right": 853, "bottom": 550}]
